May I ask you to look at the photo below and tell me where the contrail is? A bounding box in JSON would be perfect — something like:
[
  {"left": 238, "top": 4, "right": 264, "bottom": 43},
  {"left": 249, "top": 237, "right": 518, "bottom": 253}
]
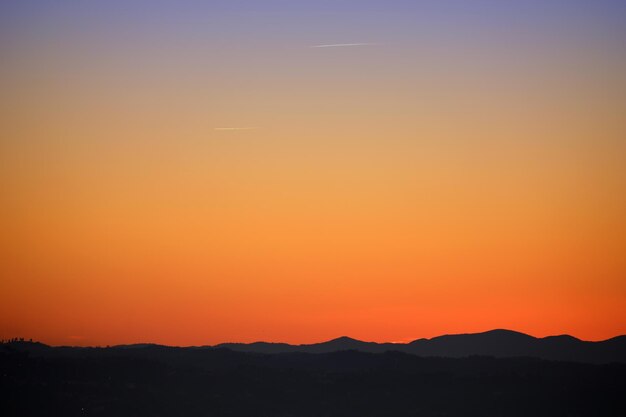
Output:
[
  {"left": 214, "top": 127, "right": 258, "bottom": 131},
  {"left": 311, "top": 43, "right": 379, "bottom": 48}
]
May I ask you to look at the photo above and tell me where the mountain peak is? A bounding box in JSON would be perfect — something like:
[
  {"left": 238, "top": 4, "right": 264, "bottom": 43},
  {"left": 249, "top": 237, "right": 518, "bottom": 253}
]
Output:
[
  {"left": 481, "top": 329, "right": 534, "bottom": 338},
  {"left": 326, "top": 336, "right": 361, "bottom": 344}
]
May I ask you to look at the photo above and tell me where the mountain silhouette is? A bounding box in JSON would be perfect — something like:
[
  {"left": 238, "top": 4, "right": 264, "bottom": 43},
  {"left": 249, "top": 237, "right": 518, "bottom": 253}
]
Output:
[
  {"left": 3, "top": 337, "right": 626, "bottom": 417},
  {"left": 215, "top": 329, "right": 626, "bottom": 363},
  {"left": 4, "top": 329, "right": 625, "bottom": 363}
]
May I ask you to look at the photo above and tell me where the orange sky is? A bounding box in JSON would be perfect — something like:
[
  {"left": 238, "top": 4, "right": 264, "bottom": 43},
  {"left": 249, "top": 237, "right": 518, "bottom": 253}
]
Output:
[{"left": 1, "top": 1, "right": 625, "bottom": 346}]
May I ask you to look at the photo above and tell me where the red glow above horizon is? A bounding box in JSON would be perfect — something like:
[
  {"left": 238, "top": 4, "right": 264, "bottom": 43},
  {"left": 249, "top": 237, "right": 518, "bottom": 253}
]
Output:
[{"left": 1, "top": 1, "right": 625, "bottom": 347}]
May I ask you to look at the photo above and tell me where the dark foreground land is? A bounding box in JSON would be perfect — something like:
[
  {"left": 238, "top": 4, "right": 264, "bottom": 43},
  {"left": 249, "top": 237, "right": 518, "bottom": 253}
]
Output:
[{"left": 2, "top": 342, "right": 625, "bottom": 417}]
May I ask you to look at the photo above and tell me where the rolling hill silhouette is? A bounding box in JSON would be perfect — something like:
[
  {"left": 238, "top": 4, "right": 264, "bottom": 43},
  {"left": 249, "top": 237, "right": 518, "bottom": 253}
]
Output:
[
  {"left": 5, "top": 329, "right": 623, "bottom": 363},
  {"left": 3, "top": 334, "right": 626, "bottom": 417},
  {"left": 215, "top": 329, "right": 626, "bottom": 363}
]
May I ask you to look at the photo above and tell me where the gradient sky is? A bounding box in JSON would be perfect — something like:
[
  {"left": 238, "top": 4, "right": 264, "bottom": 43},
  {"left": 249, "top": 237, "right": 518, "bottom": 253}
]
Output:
[{"left": 1, "top": 1, "right": 625, "bottom": 346}]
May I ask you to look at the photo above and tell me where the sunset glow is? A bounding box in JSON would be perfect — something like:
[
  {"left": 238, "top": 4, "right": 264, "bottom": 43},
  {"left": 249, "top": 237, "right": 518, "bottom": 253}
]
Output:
[{"left": 1, "top": 1, "right": 625, "bottom": 346}]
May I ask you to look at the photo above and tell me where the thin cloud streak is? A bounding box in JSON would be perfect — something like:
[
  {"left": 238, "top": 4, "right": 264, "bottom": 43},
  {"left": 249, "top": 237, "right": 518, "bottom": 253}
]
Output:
[
  {"left": 311, "top": 43, "right": 380, "bottom": 48},
  {"left": 214, "top": 127, "right": 258, "bottom": 131}
]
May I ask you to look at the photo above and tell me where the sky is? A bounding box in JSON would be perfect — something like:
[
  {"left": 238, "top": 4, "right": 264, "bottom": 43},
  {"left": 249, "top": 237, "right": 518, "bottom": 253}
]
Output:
[{"left": 1, "top": 1, "right": 625, "bottom": 346}]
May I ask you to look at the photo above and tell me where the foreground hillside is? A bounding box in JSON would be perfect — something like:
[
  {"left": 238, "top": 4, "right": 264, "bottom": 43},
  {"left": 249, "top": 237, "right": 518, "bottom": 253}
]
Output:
[{"left": 2, "top": 342, "right": 625, "bottom": 417}]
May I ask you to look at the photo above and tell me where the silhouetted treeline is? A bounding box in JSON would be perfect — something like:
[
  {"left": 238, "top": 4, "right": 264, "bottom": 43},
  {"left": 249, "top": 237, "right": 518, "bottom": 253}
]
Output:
[{"left": 2, "top": 341, "right": 625, "bottom": 417}]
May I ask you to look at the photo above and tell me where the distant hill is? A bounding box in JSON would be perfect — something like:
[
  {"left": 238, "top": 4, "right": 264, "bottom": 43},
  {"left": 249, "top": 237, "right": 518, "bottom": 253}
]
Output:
[
  {"left": 4, "top": 329, "right": 625, "bottom": 363},
  {"left": 215, "top": 329, "right": 626, "bottom": 363}
]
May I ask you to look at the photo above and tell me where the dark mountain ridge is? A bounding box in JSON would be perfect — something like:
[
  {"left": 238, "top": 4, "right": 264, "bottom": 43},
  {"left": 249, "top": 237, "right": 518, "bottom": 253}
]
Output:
[
  {"left": 214, "top": 329, "right": 626, "bottom": 363},
  {"left": 5, "top": 329, "right": 625, "bottom": 363}
]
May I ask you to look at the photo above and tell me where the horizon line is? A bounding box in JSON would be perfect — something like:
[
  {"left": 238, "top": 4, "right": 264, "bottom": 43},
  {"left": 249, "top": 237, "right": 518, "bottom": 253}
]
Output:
[{"left": 5, "top": 328, "right": 624, "bottom": 348}]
